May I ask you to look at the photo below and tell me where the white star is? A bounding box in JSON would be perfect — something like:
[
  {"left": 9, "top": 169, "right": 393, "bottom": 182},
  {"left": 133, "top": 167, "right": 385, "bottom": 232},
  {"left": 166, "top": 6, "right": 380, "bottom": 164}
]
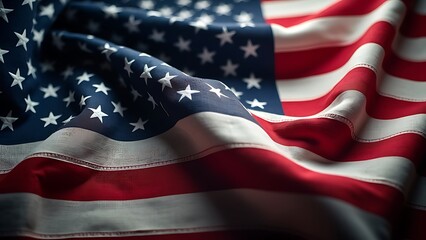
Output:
[
  {"left": 158, "top": 72, "right": 176, "bottom": 91},
  {"left": 190, "top": 20, "right": 208, "bottom": 33},
  {"left": 24, "top": 95, "right": 39, "bottom": 113},
  {"left": 140, "top": 64, "right": 156, "bottom": 84},
  {"left": 206, "top": 83, "right": 227, "bottom": 98},
  {"left": 40, "top": 61, "right": 54, "bottom": 72},
  {"left": 149, "top": 29, "right": 165, "bottom": 42},
  {"left": 198, "top": 47, "right": 215, "bottom": 64},
  {"left": 215, "top": 27, "right": 236, "bottom": 46},
  {"left": 174, "top": 37, "right": 191, "bottom": 52},
  {"left": 92, "top": 82, "right": 110, "bottom": 95},
  {"left": 220, "top": 82, "right": 232, "bottom": 91},
  {"left": 101, "top": 43, "right": 117, "bottom": 61},
  {"left": 40, "top": 84, "right": 60, "bottom": 98},
  {"left": 26, "top": 60, "right": 36, "bottom": 78},
  {"left": 0, "top": 111, "right": 18, "bottom": 131},
  {"left": 197, "top": 13, "right": 214, "bottom": 24},
  {"left": 124, "top": 15, "right": 141, "bottom": 33},
  {"left": 76, "top": 71, "right": 93, "bottom": 85},
  {"left": 169, "top": 16, "right": 184, "bottom": 24},
  {"left": 194, "top": 0, "right": 210, "bottom": 9},
  {"left": 130, "top": 118, "right": 148, "bottom": 132},
  {"left": 0, "top": 48, "right": 8, "bottom": 63},
  {"left": 139, "top": 52, "right": 151, "bottom": 57},
  {"left": 63, "top": 91, "right": 75, "bottom": 107},
  {"left": 146, "top": 10, "right": 161, "bottom": 17},
  {"left": 235, "top": 11, "right": 254, "bottom": 27},
  {"left": 139, "top": 0, "right": 154, "bottom": 9},
  {"left": 0, "top": 0, "right": 13, "bottom": 23},
  {"left": 111, "top": 101, "right": 127, "bottom": 117},
  {"left": 240, "top": 40, "right": 259, "bottom": 58},
  {"left": 177, "top": 85, "right": 200, "bottom": 102},
  {"left": 9, "top": 68, "right": 26, "bottom": 90},
  {"left": 243, "top": 73, "right": 262, "bottom": 89},
  {"left": 15, "top": 29, "right": 29, "bottom": 51},
  {"left": 103, "top": 5, "right": 121, "bottom": 18},
  {"left": 88, "top": 105, "right": 108, "bottom": 123},
  {"left": 147, "top": 92, "right": 157, "bottom": 109},
  {"left": 177, "top": 9, "right": 192, "bottom": 19},
  {"left": 246, "top": 98, "right": 267, "bottom": 109},
  {"left": 220, "top": 59, "right": 239, "bottom": 76},
  {"left": 79, "top": 95, "right": 91, "bottom": 108},
  {"left": 215, "top": 3, "right": 232, "bottom": 15},
  {"left": 61, "top": 66, "right": 74, "bottom": 80},
  {"left": 159, "top": 6, "right": 173, "bottom": 17},
  {"left": 22, "top": 0, "right": 37, "bottom": 10},
  {"left": 229, "top": 87, "right": 243, "bottom": 99},
  {"left": 123, "top": 57, "right": 135, "bottom": 77},
  {"left": 62, "top": 115, "right": 75, "bottom": 124},
  {"left": 39, "top": 4, "right": 55, "bottom": 19},
  {"left": 32, "top": 29, "right": 45, "bottom": 47},
  {"left": 130, "top": 86, "right": 142, "bottom": 101},
  {"left": 40, "top": 112, "right": 61, "bottom": 127}
]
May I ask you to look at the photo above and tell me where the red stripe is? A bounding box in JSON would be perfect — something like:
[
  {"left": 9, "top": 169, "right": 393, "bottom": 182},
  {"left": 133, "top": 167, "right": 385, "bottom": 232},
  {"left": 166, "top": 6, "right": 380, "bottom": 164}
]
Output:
[
  {"left": 266, "top": 16, "right": 306, "bottom": 28},
  {"left": 400, "top": 10, "right": 426, "bottom": 37},
  {"left": 398, "top": 207, "right": 426, "bottom": 240},
  {"left": 0, "top": 148, "right": 403, "bottom": 220},
  {"left": 279, "top": 68, "right": 426, "bottom": 119},
  {"left": 383, "top": 53, "right": 426, "bottom": 81},
  {"left": 264, "top": 0, "right": 386, "bottom": 27},
  {"left": 272, "top": 15, "right": 425, "bottom": 83},
  {"left": 274, "top": 22, "right": 395, "bottom": 79},
  {"left": 254, "top": 115, "right": 426, "bottom": 166}
]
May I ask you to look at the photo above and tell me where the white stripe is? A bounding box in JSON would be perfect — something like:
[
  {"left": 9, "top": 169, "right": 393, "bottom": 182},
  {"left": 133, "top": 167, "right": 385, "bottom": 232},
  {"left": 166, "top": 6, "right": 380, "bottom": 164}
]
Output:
[
  {"left": 0, "top": 190, "right": 390, "bottom": 239},
  {"left": 393, "top": 35, "right": 426, "bottom": 62},
  {"left": 277, "top": 43, "right": 382, "bottom": 101},
  {"left": 409, "top": 176, "right": 426, "bottom": 210},
  {"left": 271, "top": 1, "right": 405, "bottom": 52},
  {"left": 414, "top": 0, "right": 426, "bottom": 15},
  {"left": 278, "top": 147, "right": 414, "bottom": 192},
  {"left": 260, "top": 0, "right": 338, "bottom": 19},
  {"left": 0, "top": 142, "right": 39, "bottom": 170},
  {"left": 253, "top": 90, "right": 426, "bottom": 141},
  {"left": 276, "top": 43, "right": 426, "bottom": 102},
  {"left": 379, "top": 73, "right": 426, "bottom": 102},
  {"left": 0, "top": 109, "right": 416, "bottom": 192}
]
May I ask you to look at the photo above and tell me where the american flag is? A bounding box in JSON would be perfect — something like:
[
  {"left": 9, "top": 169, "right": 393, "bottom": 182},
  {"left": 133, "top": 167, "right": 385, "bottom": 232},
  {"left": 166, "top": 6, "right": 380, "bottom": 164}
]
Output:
[{"left": 0, "top": 0, "right": 425, "bottom": 239}]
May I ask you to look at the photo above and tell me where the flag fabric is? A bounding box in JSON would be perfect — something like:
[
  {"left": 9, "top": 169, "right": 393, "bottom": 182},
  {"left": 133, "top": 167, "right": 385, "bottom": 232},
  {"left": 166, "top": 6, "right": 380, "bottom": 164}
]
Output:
[{"left": 0, "top": 0, "right": 425, "bottom": 239}]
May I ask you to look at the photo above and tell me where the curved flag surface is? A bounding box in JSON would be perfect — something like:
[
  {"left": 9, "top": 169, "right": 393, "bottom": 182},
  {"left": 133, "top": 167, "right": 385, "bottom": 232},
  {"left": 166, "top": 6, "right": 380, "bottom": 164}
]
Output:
[{"left": 0, "top": 0, "right": 425, "bottom": 239}]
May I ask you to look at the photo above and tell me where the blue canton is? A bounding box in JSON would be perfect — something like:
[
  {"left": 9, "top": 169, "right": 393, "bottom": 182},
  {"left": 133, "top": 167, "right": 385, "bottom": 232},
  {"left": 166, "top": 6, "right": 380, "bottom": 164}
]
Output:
[{"left": 0, "top": 0, "right": 282, "bottom": 144}]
